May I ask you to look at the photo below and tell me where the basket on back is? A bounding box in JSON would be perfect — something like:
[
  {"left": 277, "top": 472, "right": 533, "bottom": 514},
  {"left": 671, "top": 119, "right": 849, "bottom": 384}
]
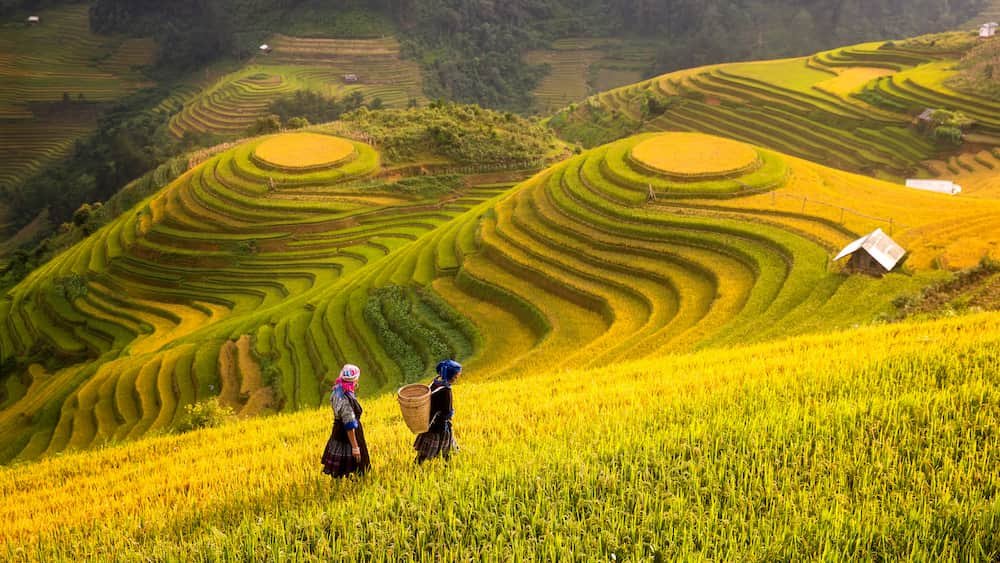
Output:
[{"left": 397, "top": 383, "right": 432, "bottom": 434}]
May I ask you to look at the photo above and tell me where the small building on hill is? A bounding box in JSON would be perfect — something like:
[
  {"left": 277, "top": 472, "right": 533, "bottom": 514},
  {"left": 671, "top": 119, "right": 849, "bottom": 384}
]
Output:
[
  {"left": 905, "top": 179, "right": 962, "bottom": 195},
  {"left": 980, "top": 22, "right": 998, "bottom": 38},
  {"left": 259, "top": 44, "right": 272, "bottom": 54},
  {"left": 834, "top": 228, "right": 906, "bottom": 276},
  {"left": 916, "top": 108, "right": 936, "bottom": 125},
  {"left": 27, "top": 15, "right": 40, "bottom": 24},
  {"left": 342, "top": 73, "right": 359, "bottom": 83}
]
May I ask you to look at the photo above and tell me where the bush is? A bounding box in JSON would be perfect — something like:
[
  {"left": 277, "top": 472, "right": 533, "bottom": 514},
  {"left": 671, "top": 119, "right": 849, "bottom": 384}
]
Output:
[
  {"left": 247, "top": 114, "right": 282, "bottom": 136},
  {"left": 286, "top": 117, "right": 310, "bottom": 129},
  {"left": 932, "top": 126, "right": 963, "bottom": 145},
  {"left": 175, "top": 398, "right": 234, "bottom": 433}
]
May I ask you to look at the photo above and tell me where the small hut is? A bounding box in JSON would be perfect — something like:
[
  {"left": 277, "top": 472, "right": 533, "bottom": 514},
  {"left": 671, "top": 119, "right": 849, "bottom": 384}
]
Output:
[
  {"left": 905, "top": 179, "right": 961, "bottom": 195},
  {"left": 342, "top": 73, "right": 359, "bottom": 83},
  {"left": 980, "top": 22, "right": 998, "bottom": 38},
  {"left": 834, "top": 228, "right": 906, "bottom": 276},
  {"left": 27, "top": 15, "right": 40, "bottom": 24},
  {"left": 259, "top": 44, "right": 272, "bottom": 54},
  {"left": 916, "top": 108, "right": 935, "bottom": 126}
]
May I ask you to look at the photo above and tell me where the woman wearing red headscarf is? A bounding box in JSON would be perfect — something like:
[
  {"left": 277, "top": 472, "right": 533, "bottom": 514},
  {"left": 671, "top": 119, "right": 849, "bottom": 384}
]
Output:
[{"left": 321, "top": 363, "right": 371, "bottom": 477}]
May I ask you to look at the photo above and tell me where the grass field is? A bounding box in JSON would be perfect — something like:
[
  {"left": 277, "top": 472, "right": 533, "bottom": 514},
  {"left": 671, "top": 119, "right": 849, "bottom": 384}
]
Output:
[{"left": 0, "top": 311, "right": 998, "bottom": 559}]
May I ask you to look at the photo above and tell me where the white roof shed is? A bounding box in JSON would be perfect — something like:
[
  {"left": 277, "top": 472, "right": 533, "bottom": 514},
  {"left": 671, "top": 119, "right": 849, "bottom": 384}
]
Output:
[
  {"left": 905, "top": 179, "right": 962, "bottom": 195},
  {"left": 835, "top": 228, "right": 907, "bottom": 273}
]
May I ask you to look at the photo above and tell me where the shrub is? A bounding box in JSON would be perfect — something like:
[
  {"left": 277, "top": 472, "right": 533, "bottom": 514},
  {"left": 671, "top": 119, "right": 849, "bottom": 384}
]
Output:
[
  {"left": 932, "top": 126, "right": 962, "bottom": 146},
  {"left": 286, "top": 117, "right": 309, "bottom": 129},
  {"left": 175, "top": 399, "right": 234, "bottom": 433}
]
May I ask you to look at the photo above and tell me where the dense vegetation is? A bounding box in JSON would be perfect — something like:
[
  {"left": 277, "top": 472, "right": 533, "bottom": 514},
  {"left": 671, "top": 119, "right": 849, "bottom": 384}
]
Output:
[
  {"left": 947, "top": 38, "right": 1000, "bottom": 101},
  {"left": 86, "top": 0, "right": 989, "bottom": 110}
]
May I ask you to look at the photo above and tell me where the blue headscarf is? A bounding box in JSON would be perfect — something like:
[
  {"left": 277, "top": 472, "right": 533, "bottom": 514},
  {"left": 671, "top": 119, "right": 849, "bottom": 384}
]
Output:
[{"left": 435, "top": 359, "right": 462, "bottom": 385}]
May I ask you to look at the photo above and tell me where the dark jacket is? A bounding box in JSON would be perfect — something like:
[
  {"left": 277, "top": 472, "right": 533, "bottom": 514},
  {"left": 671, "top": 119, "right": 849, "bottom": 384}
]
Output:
[{"left": 427, "top": 380, "right": 453, "bottom": 433}]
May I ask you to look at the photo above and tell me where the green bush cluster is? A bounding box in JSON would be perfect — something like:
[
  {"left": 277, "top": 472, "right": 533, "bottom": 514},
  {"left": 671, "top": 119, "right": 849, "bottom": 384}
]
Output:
[
  {"left": 342, "top": 104, "right": 556, "bottom": 165},
  {"left": 52, "top": 274, "right": 88, "bottom": 302},
  {"left": 363, "top": 285, "right": 469, "bottom": 383},
  {"left": 174, "top": 398, "right": 234, "bottom": 433}
]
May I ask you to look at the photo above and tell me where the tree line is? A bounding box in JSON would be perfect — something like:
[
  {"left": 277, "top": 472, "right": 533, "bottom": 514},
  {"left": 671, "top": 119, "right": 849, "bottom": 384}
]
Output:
[{"left": 85, "top": 0, "right": 987, "bottom": 109}]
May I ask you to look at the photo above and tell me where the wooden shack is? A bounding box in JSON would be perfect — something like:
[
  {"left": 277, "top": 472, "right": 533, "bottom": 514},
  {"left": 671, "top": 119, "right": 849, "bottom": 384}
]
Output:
[
  {"left": 342, "top": 73, "right": 359, "bottom": 83},
  {"left": 834, "top": 228, "right": 906, "bottom": 276},
  {"left": 259, "top": 44, "right": 272, "bottom": 54}
]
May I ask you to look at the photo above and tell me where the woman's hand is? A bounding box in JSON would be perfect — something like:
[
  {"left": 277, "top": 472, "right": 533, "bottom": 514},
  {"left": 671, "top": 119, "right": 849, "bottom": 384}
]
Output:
[{"left": 347, "top": 429, "right": 361, "bottom": 461}]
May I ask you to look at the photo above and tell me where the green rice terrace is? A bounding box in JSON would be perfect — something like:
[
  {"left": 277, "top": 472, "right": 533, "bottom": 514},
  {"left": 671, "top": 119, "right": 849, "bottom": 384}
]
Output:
[
  {"left": 9, "top": 121, "right": 1000, "bottom": 463},
  {"left": 524, "top": 37, "right": 657, "bottom": 114},
  {"left": 168, "top": 35, "right": 424, "bottom": 138},
  {"left": 0, "top": 4, "right": 154, "bottom": 197},
  {"left": 548, "top": 31, "right": 1000, "bottom": 183}
]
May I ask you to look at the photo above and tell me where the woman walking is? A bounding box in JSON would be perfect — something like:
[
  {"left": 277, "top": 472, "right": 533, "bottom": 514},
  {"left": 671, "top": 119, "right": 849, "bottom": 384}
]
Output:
[
  {"left": 414, "top": 359, "right": 461, "bottom": 464},
  {"left": 321, "top": 364, "right": 371, "bottom": 478}
]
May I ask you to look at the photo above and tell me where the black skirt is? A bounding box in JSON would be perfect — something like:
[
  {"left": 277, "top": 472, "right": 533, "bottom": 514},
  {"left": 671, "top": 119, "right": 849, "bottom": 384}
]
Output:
[
  {"left": 414, "top": 424, "right": 458, "bottom": 461},
  {"left": 322, "top": 421, "right": 371, "bottom": 478}
]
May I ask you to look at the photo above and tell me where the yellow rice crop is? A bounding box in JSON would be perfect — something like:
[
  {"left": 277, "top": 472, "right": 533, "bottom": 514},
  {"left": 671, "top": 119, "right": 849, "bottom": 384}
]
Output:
[
  {"left": 815, "top": 67, "right": 894, "bottom": 97},
  {"left": 253, "top": 132, "right": 355, "bottom": 169},
  {"left": 0, "top": 312, "right": 998, "bottom": 559},
  {"left": 682, "top": 153, "right": 1000, "bottom": 269},
  {"left": 630, "top": 132, "right": 758, "bottom": 176}
]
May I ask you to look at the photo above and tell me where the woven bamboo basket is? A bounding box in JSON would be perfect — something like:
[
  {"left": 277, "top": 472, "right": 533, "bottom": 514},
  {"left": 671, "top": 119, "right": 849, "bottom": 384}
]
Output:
[{"left": 397, "top": 383, "right": 432, "bottom": 434}]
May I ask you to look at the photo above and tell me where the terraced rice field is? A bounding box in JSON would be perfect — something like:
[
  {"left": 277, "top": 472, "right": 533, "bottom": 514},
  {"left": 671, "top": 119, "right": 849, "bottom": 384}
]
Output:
[
  {"left": 1, "top": 310, "right": 998, "bottom": 559},
  {"left": 0, "top": 4, "right": 154, "bottom": 193},
  {"left": 7, "top": 130, "right": 996, "bottom": 463},
  {"left": 0, "top": 130, "right": 514, "bottom": 461},
  {"left": 554, "top": 38, "right": 1000, "bottom": 181},
  {"left": 525, "top": 38, "right": 656, "bottom": 113},
  {"left": 169, "top": 36, "right": 424, "bottom": 138}
]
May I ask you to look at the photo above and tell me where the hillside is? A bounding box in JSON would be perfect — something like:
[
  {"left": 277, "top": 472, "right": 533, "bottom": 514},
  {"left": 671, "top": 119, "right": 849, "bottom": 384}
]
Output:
[
  {"left": 0, "top": 4, "right": 155, "bottom": 241},
  {"left": 1, "top": 311, "right": 998, "bottom": 558},
  {"left": 5, "top": 126, "right": 1000, "bottom": 463},
  {"left": 548, "top": 33, "right": 1000, "bottom": 182},
  {"left": 168, "top": 35, "right": 425, "bottom": 139},
  {"left": 524, "top": 37, "right": 657, "bottom": 113}
]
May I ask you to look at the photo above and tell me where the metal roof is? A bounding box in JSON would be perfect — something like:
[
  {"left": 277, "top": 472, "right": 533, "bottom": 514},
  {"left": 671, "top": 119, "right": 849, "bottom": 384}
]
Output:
[
  {"left": 834, "top": 228, "right": 906, "bottom": 271},
  {"left": 905, "top": 179, "right": 962, "bottom": 194}
]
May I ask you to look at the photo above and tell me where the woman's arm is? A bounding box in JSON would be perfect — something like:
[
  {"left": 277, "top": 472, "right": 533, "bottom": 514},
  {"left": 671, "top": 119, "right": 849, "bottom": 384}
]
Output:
[{"left": 347, "top": 429, "right": 361, "bottom": 460}]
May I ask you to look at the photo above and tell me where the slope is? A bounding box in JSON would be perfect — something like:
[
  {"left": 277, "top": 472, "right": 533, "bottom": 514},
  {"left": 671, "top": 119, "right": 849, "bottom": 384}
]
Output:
[
  {"left": 0, "top": 311, "right": 998, "bottom": 559},
  {"left": 548, "top": 33, "right": 999, "bottom": 182}
]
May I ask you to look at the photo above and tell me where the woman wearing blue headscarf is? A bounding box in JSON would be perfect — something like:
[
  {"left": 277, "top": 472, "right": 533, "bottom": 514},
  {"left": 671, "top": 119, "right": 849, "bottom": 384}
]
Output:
[{"left": 414, "top": 359, "right": 462, "bottom": 464}]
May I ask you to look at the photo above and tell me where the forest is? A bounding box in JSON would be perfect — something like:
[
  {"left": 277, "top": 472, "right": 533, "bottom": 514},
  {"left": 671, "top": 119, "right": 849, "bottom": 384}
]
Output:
[{"left": 82, "top": 0, "right": 987, "bottom": 107}]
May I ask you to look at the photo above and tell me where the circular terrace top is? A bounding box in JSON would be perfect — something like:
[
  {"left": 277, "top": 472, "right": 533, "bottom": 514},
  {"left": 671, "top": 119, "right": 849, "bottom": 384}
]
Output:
[
  {"left": 254, "top": 133, "right": 355, "bottom": 170},
  {"left": 631, "top": 133, "right": 758, "bottom": 178}
]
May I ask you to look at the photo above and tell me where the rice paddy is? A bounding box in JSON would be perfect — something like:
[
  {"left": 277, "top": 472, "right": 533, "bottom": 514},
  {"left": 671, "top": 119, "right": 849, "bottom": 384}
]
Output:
[
  {"left": 1, "top": 311, "right": 999, "bottom": 559},
  {"left": 254, "top": 133, "right": 356, "bottom": 169},
  {"left": 168, "top": 36, "right": 424, "bottom": 139},
  {"left": 550, "top": 36, "right": 1000, "bottom": 182},
  {"left": 0, "top": 4, "right": 154, "bottom": 195},
  {"left": 630, "top": 132, "right": 759, "bottom": 177},
  {"left": 2, "top": 26, "right": 1000, "bottom": 560},
  {"left": 4, "top": 127, "right": 992, "bottom": 464}
]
